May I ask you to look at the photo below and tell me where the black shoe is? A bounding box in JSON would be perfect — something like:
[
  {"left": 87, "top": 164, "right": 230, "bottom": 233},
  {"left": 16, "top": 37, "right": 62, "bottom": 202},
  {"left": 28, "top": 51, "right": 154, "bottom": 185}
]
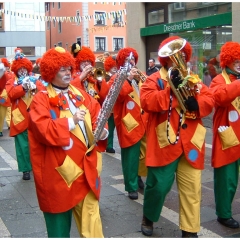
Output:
[
  {"left": 138, "top": 176, "right": 144, "bottom": 189},
  {"left": 217, "top": 217, "right": 239, "bottom": 228},
  {"left": 128, "top": 191, "right": 138, "bottom": 200},
  {"left": 22, "top": 171, "right": 30, "bottom": 180},
  {"left": 141, "top": 215, "right": 153, "bottom": 236},
  {"left": 106, "top": 148, "right": 115, "bottom": 153},
  {"left": 182, "top": 230, "right": 198, "bottom": 238},
  {"left": 0, "top": 132, "right": 3, "bottom": 137}
]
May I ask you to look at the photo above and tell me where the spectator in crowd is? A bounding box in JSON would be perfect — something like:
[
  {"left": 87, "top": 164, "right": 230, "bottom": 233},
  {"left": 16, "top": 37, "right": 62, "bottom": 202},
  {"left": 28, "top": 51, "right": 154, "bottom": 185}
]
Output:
[{"left": 146, "top": 58, "right": 159, "bottom": 76}]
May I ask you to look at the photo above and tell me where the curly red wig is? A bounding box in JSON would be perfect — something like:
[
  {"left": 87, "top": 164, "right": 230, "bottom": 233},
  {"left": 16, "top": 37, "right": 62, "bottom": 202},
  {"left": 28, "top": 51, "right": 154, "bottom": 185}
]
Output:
[
  {"left": 0, "top": 58, "right": 10, "bottom": 68},
  {"left": 104, "top": 56, "right": 117, "bottom": 72},
  {"left": 158, "top": 36, "right": 192, "bottom": 67},
  {"left": 11, "top": 57, "right": 33, "bottom": 76},
  {"left": 35, "top": 58, "right": 41, "bottom": 66},
  {"left": 40, "top": 47, "right": 75, "bottom": 83},
  {"left": 220, "top": 42, "right": 240, "bottom": 69},
  {"left": 116, "top": 47, "right": 138, "bottom": 69},
  {"left": 74, "top": 46, "right": 95, "bottom": 70}
]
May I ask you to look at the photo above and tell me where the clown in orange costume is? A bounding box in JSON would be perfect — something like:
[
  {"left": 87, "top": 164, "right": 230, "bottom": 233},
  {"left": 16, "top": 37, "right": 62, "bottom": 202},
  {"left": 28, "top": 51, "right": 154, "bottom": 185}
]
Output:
[
  {"left": 28, "top": 46, "right": 108, "bottom": 238},
  {"left": 108, "top": 47, "right": 148, "bottom": 200},
  {"left": 5, "top": 48, "right": 45, "bottom": 180},
  {"left": 209, "top": 42, "right": 240, "bottom": 229},
  {"left": 0, "top": 58, "right": 12, "bottom": 136},
  {"left": 139, "top": 36, "right": 214, "bottom": 237},
  {"left": 70, "top": 42, "right": 109, "bottom": 105}
]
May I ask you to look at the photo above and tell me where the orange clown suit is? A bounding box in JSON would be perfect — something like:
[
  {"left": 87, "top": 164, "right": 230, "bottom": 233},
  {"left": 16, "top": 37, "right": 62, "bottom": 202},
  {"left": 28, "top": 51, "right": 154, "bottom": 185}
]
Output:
[
  {"left": 0, "top": 71, "right": 11, "bottom": 135},
  {"left": 28, "top": 84, "right": 106, "bottom": 237}
]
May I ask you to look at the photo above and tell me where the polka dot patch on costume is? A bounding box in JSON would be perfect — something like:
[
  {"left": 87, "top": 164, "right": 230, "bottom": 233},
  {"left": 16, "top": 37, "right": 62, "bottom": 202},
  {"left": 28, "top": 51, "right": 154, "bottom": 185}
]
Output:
[
  {"left": 126, "top": 101, "right": 135, "bottom": 110},
  {"left": 188, "top": 149, "right": 198, "bottom": 162},
  {"left": 62, "top": 138, "right": 73, "bottom": 150},
  {"left": 50, "top": 109, "right": 57, "bottom": 119},
  {"left": 95, "top": 177, "right": 99, "bottom": 190},
  {"left": 228, "top": 110, "right": 239, "bottom": 122}
]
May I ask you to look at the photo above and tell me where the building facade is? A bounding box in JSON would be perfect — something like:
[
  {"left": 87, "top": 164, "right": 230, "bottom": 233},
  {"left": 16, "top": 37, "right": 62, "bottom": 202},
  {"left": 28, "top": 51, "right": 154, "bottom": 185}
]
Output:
[
  {"left": 126, "top": 2, "right": 238, "bottom": 80},
  {"left": 0, "top": 2, "right": 46, "bottom": 61},
  {"left": 45, "top": 2, "right": 127, "bottom": 57}
]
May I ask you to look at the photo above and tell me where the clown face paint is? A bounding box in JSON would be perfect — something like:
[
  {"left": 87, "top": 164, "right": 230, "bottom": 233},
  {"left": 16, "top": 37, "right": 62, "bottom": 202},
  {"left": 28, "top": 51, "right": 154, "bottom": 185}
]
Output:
[
  {"left": 110, "top": 66, "right": 117, "bottom": 75},
  {"left": 17, "top": 67, "right": 28, "bottom": 77},
  {"left": 228, "top": 60, "right": 240, "bottom": 74},
  {"left": 125, "top": 56, "right": 135, "bottom": 68},
  {"left": 52, "top": 67, "right": 72, "bottom": 88},
  {"left": 80, "top": 60, "right": 91, "bottom": 71}
]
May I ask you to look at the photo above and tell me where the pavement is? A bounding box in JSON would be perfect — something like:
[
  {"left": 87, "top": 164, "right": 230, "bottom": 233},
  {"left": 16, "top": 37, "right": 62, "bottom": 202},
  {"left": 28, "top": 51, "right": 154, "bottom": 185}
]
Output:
[{"left": 0, "top": 113, "right": 240, "bottom": 238}]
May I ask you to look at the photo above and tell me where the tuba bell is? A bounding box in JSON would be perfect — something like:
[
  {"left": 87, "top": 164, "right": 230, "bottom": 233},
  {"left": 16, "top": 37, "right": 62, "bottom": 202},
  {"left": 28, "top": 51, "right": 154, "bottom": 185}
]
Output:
[{"left": 158, "top": 38, "right": 201, "bottom": 113}]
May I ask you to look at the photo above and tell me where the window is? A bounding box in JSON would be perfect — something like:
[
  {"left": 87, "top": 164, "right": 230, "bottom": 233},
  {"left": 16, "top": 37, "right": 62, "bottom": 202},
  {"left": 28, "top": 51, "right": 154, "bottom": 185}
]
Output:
[
  {"left": 45, "top": 3, "right": 49, "bottom": 12},
  {"left": 76, "top": 10, "right": 80, "bottom": 25},
  {"left": 94, "top": 12, "right": 106, "bottom": 25},
  {"left": 174, "top": 2, "right": 185, "bottom": 10},
  {"left": 58, "top": 22, "right": 61, "bottom": 33},
  {"left": 0, "top": 3, "right": 3, "bottom": 30},
  {"left": 17, "top": 47, "right": 35, "bottom": 56},
  {"left": 0, "top": 47, "right": 6, "bottom": 57},
  {"left": 112, "top": 12, "right": 122, "bottom": 25},
  {"left": 52, "top": 2, "right": 54, "bottom": 8},
  {"left": 58, "top": 2, "right": 61, "bottom": 9},
  {"left": 53, "top": 20, "right": 56, "bottom": 27},
  {"left": 148, "top": 9, "right": 164, "bottom": 25},
  {"left": 95, "top": 37, "right": 106, "bottom": 51},
  {"left": 58, "top": 42, "right": 62, "bottom": 47},
  {"left": 113, "top": 38, "right": 123, "bottom": 51}
]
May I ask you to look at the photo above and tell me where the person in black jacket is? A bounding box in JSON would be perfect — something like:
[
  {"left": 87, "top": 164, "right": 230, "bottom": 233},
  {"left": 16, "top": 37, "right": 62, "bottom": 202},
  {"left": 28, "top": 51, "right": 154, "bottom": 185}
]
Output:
[{"left": 146, "top": 58, "right": 159, "bottom": 76}]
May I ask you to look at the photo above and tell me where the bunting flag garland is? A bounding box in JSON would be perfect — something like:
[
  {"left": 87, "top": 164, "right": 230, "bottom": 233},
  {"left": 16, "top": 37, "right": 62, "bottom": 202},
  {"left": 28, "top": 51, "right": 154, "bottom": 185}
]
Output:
[
  {"left": 87, "top": 21, "right": 127, "bottom": 33},
  {"left": 0, "top": 8, "right": 127, "bottom": 24}
]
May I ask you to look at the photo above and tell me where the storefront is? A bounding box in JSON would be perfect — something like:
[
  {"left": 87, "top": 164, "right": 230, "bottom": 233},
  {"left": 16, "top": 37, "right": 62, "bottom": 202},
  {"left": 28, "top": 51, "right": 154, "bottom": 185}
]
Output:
[{"left": 140, "top": 3, "right": 232, "bottom": 82}]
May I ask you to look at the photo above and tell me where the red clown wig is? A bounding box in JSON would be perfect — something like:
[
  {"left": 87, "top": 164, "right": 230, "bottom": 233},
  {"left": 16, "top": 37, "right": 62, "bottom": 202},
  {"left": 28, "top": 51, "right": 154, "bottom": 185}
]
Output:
[
  {"left": 220, "top": 42, "right": 240, "bottom": 69},
  {"left": 104, "top": 55, "right": 117, "bottom": 72},
  {"left": 35, "top": 58, "right": 41, "bottom": 66},
  {"left": 0, "top": 58, "right": 10, "bottom": 68},
  {"left": 40, "top": 47, "right": 75, "bottom": 83},
  {"left": 158, "top": 35, "right": 192, "bottom": 67},
  {"left": 11, "top": 57, "right": 33, "bottom": 76},
  {"left": 116, "top": 47, "right": 138, "bottom": 69},
  {"left": 73, "top": 46, "right": 96, "bottom": 69}
]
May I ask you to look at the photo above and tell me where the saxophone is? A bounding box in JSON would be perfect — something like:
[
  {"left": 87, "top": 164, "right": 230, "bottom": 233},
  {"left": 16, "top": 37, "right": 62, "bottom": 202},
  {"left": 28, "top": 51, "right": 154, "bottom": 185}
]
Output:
[{"left": 93, "top": 53, "right": 132, "bottom": 143}]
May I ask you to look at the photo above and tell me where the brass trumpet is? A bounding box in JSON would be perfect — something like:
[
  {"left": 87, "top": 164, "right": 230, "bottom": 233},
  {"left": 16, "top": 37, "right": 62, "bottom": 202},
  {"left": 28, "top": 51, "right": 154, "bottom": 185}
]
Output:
[
  {"left": 132, "top": 66, "right": 147, "bottom": 82},
  {"left": 90, "top": 61, "right": 106, "bottom": 81}
]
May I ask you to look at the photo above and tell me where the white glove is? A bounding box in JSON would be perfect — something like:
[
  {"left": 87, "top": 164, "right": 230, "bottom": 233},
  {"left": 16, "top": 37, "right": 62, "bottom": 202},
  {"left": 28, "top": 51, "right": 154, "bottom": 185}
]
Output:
[
  {"left": 22, "top": 76, "right": 30, "bottom": 90},
  {"left": 0, "top": 63, "right": 6, "bottom": 78},
  {"left": 30, "top": 82, "right": 36, "bottom": 90}
]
